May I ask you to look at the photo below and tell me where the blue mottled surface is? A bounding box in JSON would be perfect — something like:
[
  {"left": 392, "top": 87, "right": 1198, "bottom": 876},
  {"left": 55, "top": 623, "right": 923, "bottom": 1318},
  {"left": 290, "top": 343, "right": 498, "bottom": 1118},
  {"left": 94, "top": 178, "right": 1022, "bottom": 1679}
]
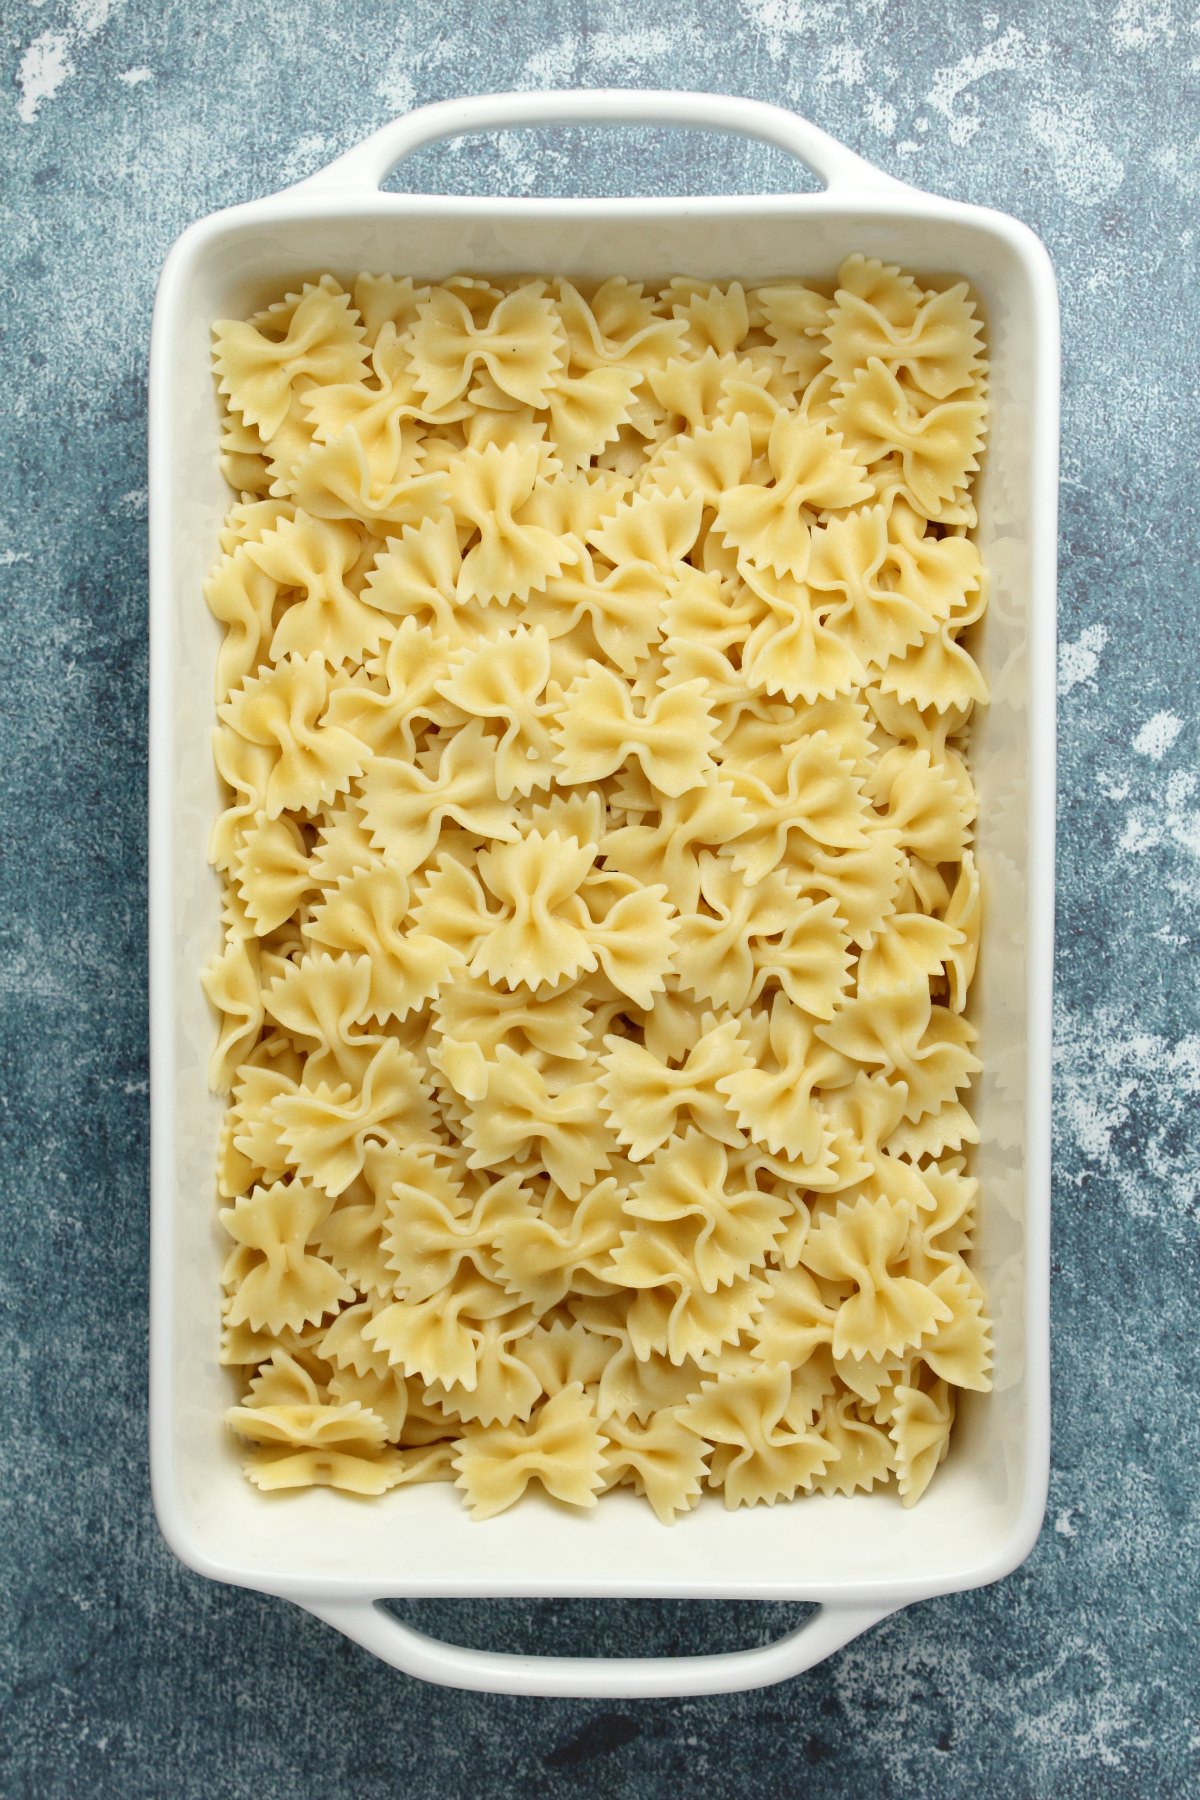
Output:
[{"left": 3, "top": 1, "right": 1199, "bottom": 1793}]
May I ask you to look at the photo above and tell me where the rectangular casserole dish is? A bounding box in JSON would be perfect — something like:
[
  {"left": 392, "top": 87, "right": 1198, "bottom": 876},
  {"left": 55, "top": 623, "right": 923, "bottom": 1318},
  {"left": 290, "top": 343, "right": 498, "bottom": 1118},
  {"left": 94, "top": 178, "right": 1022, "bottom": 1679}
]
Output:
[{"left": 148, "top": 88, "right": 1058, "bottom": 1698}]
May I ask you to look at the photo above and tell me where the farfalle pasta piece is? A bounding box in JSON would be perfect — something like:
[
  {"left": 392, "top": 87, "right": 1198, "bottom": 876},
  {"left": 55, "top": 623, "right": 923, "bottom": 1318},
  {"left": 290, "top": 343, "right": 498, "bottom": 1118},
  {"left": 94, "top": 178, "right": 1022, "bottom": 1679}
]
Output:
[
  {"left": 717, "top": 994, "right": 844, "bottom": 1167},
  {"left": 220, "top": 1179, "right": 352, "bottom": 1334},
  {"left": 801, "top": 503, "right": 965, "bottom": 672},
  {"left": 381, "top": 1143, "right": 508, "bottom": 1301},
  {"left": 352, "top": 272, "right": 431, "bottom": 345},
  {"left": 429, "top": 970, "right": 591, "bottom": 1101},
  {"left": 541, "top": 363, "right": 641, "bottom": 467},
  {"left": 611, "top": 1130, "right": 788, "bottom": 1294},
  {"left": 942, "top": 851, "right": 981, "bottom": 1011},
  {"left": 203, "top": 543, "right": 279, "bottom": 701},
  {"left": 303, "top": 323, "right": 443, "bottom": 479},
  {"left": 579, "top": 867, "right": 679, "bottom": 1009},
  {"left": 601, "top": 1409, "right": 710, "bottom": 1522},
  {"left": 364, "top": 1266, "right": 520, "bottom": 1392},
  {"left": 554, "top": 276, "right": 687, "bottom": 375},
  {"left": 810, "top": 1391, "right": 895, "bottom": 1496},
  {"left": 228, "top": 1399, "right": 413, "bottom": 1494},
  {"left": 271, "top": 1037, "right": 437, "bottom": 1196},
  {"left": 857, "top": 911, "right": 965, "bottom": 997},
  {"left": 409, "top": 283, "right": 565, "bottom": 411},
  {"left": 875, "top": 574, "right": 989, "bottom": 712},
  {"left": 234, "top": 810, "right": 312, "bottom": 936},
  {"left": 645, "top": 417, "right": 753, "bottom": 515},
  {"left": 724, "top": 728, "right": 871, "bottom": 884},
  {"left": 588, "top": 486, "right": 704, "bottom": 572},
  {"left": 450, "top": 441, "right": 570, "bottom": 604},
  {"left": 913, "top": 1262, "right": 993, "bottom": 1391},
  {"left": 803, "top": 1193, "right": 952, "bottom": 1361},
  {"left": 245, "top": 510, "right": 389, "bottom": 667},
  {"left": 594, "top": 1338, "right": 707, "bottom": 1422},
  {"left": 453, "top": 1383, "right": 607, "bottom": 1519},
  {"left": 202, "top": 931, "right": 263, "bottom": 1092},
  {"left": 598, "top": 1016, "right": 744, "bottom": 1160},
  {"left": 261, "top": 952, "right": 375, "bottom": 1081},
  {"left": 471, "top": 830, "right": 598, "bottom": 989},
  {"left": 626, "top": 1269, "right": 770, "bottom": 1367},
  {"left": 280, "top": 427, "right": 450, "bottom": 533},
  {"left": 214, "top": 277, "right": 368, "bottom": 440},
  {"left": 435, "top": 625, "right": 561, "bottom": 798},
  {"left": 715, "top": 410, "right": 871, "bottom": 580},
  {"left": 681, "top": 1364, "right": 835, "bottom": 1508},
  {"left": 647, "top": 349, "right": 767, "bottom": 436},
  {"left": 362, "top": 510, "right": 465, "bottom": 634},
  {"left": 666, "top": 279, "right": 751, "bottom": 356},
  {"left": 889, "top": 1377, "right": 955, "bottom": 1506},
  {"left": 751, "top": 1266, "right": 838, "bottom": 1368},
  {"left": 219, "top": 652, "right": 368, "bottom": 817},
  {"left": 357, "top": 720, "right": 519, "bottom": 874},
  {"left": 492, "top": 1174, "right": 628, "bottom": 1309},
  {"left": 889, "top": 1003, "right": 982, "bottom": 1126},
  {"left": 303, "top": 861, "right": 462, "bottom": 1022},
  {"left": 422, "top": 1315, "right": 544, "bottom": 1427},
  {"left": 533, "top": 543, "right": 669, "bottom": 673},
  {"left": 738, "top": 561, "right": 866, "bottom": 703},
  {"left": 602, "top": 772, "right": 753, "bottom": 911},
  {"left": 462, "top": 1046, "right": 611, "bottom": 1199},
  {"left": 555, "top": 664, "right": 718, "bottom": 797},
  {"left": 833, "top": 358, "right": 986, "bottom": 519},
  {"left": 673, "top": 852, "right": 851, "bottom": 1020},
  {"left": 753, "top": 281, "right": 833, "bottom": 386},
  {"left": 825, "top": 271, "right": 984, "bottom": 401}
]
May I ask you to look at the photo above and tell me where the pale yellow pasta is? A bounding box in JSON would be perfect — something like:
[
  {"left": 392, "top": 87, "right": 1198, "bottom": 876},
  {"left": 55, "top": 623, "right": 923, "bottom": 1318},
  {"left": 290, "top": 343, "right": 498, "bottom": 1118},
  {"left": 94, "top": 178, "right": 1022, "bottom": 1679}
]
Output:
[{"left": 206, "top": 262, "right": 992, "bottom": 1514}]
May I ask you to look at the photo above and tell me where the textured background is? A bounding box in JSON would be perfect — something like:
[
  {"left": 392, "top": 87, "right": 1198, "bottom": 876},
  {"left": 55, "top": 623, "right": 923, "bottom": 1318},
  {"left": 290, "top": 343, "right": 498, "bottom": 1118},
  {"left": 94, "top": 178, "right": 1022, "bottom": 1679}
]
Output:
[{"left": 3, "top": 1, "right": 1198, "bottom": 1794}]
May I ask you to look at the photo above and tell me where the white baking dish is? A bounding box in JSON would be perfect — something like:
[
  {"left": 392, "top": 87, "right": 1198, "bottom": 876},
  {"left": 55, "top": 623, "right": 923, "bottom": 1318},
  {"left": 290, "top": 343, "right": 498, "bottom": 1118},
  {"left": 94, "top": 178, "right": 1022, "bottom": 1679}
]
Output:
[{"left": 148, "top": 89, "right": 1057, "bottom": 1698}]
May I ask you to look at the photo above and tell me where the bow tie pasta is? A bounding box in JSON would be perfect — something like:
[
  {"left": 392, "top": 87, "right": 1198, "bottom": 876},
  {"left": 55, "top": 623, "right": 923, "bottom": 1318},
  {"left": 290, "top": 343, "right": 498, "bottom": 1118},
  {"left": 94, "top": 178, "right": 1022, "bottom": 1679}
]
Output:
[{"left": 205, "top": 259, "right": 992, "bottom": 1519}]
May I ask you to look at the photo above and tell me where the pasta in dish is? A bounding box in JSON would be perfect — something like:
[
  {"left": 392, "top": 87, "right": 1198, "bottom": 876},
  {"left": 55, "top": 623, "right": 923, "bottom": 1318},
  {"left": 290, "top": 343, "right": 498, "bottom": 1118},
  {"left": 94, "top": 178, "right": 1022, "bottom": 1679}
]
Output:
[{"left": 205, "top": 258, "right": 991, "bottom": 1520}]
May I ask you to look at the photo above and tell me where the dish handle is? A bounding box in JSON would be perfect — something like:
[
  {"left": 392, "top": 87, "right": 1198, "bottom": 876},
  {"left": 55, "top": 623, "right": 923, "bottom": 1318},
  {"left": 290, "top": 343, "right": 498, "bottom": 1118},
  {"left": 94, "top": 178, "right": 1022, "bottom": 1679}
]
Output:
[
  {"left": 298, "top": 1596, "right": 896, "bottom": 1697},
  {"left": 288, "top": 89, "right": 909, "bottom": 199}
]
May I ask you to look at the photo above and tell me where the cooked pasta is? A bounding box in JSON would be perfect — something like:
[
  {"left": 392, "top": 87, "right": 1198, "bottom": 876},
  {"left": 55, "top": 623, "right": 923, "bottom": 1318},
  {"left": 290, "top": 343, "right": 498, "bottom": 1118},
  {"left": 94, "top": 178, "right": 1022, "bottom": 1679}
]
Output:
[{"left": 205, "top": 258, "right": 992, "bottom": 1518}]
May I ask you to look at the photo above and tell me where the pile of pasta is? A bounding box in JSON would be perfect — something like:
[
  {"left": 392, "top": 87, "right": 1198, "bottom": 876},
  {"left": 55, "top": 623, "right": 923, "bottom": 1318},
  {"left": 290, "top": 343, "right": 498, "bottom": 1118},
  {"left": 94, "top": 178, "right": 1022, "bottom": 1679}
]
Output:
[{"left": 204, "top": 258, "right": 993, "bottom": 1522}]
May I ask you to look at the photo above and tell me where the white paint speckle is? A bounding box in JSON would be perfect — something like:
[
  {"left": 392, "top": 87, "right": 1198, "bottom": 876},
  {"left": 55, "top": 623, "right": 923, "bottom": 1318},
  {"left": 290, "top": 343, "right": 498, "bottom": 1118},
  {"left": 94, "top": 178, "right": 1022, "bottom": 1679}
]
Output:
[
  {"left": 376, "top": 64, "right": 416, "bottom": 116},
  {"left": 1055, "top": 1509, "right": 1077, "bottom": 1538},
  {"left": 526, "top": 26, "right": 675, "bottom": 87},
  {"left": 0, "top": 548, "right": 34, "bottom": 567},
  {"left": 927, "top": 25, "right": 1028, "bottom": 147},
  {"left": 1132, "top": 712, "right": 1183, "bottom": 761},
  {"left": 1111, "top": 0, "right": 1177, "bottom": 50},
  {"left": 586, "top": 27, "right": 674, "bottom": 66},
  {"left": 1118, "top": 812, "right": 1161, "bottom": 855},
  {"left": 865, "top": 95, "right": 898, "bottom": 138},
  {"left": 278, "top": 132, "right": 336, "bottom": 184},
  {"left": 736, "top": 0, "right": 822, "bottom": 62},
  {"left": 1058, "top": 623, "right": 1108, "bottom": 695},
  {"left": 117, "top": 487, "right": 148, "bottom": 515},
  {"left": 16, "top": 31, "right": 72, "bottom": 124},
  {"left": 116, "top": 66, "right": 152, "bottom": 85},
  {"left": 821, "top": 41, "right": 866, "bottom": 89},
  {"left": 15, "top": 0, "right": 124, "bottom": 124},
  {"left": 1152, "top": 139, "right": 1200, "bottom": 197},
  {"left": 1055, "top": 1005, "right": 1200, "bottom": 1239},
  {"left": 1028, "top": 93, "right": 1124, "bottom": 204}
]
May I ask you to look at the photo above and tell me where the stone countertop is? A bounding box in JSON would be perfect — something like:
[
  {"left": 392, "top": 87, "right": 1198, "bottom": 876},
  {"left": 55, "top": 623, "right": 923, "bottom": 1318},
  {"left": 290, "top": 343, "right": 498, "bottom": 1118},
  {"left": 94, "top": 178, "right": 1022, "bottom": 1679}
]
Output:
[{"left": 3, "top": 2, "right": 1197, "bottom": 1794}]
